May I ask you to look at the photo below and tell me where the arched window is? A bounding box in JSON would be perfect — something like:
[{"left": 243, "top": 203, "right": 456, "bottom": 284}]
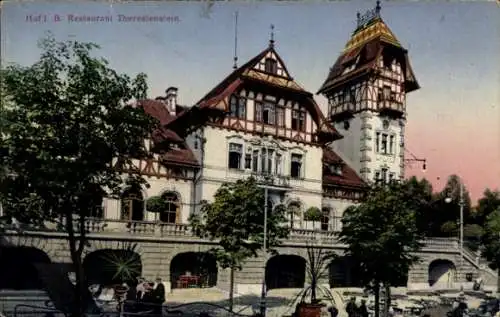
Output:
[
  {"left": 160, "top": 192, "right": 180, "bottom": 223},
  {"left": 288, "top": 202, "right": 301, "bottom": 229},
  {"left": 121, "top": 186, "right": 144, "bottom": 221},
  {"left": 321, "top": 207, "right": 331, "bottom": 231}
]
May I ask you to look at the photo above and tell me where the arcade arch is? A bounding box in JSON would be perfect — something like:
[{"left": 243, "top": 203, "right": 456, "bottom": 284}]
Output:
[{"left": 265, "top": 254, "right": 306, "bottom": 290}]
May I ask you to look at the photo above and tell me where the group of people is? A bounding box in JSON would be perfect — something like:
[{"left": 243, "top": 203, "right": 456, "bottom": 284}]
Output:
[
  {"left": 126, "top": 277, "right": 166, "bottom": 314},
  {"left": 345, "top": 297, "right": 370, "bottom": 317}
]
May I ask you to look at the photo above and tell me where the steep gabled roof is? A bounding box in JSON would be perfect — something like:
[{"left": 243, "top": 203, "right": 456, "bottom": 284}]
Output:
[
  {"left": 322, "top": 147, "right": 367, "bottom": 189},
  {"left": 170, "top": 44, "right": 342, "bottom": 142},
  {"left": 318, "top": 10, "right": 419, "bottom": 94},
  {"left": 137, "top": 99, "right": 200, "bottom": 168}
]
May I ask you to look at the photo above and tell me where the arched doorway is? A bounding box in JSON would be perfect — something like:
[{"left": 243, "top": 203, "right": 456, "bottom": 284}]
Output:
[
  {"left": 160, "top": 192, "right": 180, "bottom": 223},
  {"left": 121, "top": 186, "right": 144, "bottom": 221},
  {"left": 170, "top": 252, "right": 218, "bottom": 289},
  {"left": 0, "top": 247, "right": 51, "bottom": 290},
  {"left": 83, "top": 249, "right": 142, "bottom": 287},
  {"left": 428, "top": 259, "right": 456, "bottom": 287},
  {"left": 265, "top": 255, "right": 306, "bottom": 289},
  {"left": 328, "top": 256, "right": 362, "bottom": 288}
]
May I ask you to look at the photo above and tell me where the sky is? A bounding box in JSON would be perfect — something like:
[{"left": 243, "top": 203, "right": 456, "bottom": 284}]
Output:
[{"left": 2, "top": 1, "right": 499, "bottom": 204}]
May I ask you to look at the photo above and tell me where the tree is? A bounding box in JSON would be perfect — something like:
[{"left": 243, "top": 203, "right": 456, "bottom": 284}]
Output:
[
  {"left": 405, "top": 176, "right": 435, "bottom": 236},
  {"left": 339, "top": 181, "right": 424, "bottom": 317},
  {"left": 475, "top": 189, "right": 500, "bottom": 226},
  {"left": 189, "top": 177, "right": 290, "bottom": 311},
  {"left": 0, "top": 35, "right": 157, "bottom": 316},
  {"left": 481, "top": 208, "right": 500, "bottom": 291},
  {"left": 437, "top": 175, "right": 472, "bottom": 236}
]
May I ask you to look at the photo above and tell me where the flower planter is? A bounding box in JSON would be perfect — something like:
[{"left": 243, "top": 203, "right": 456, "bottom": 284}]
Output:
[{"left": 296, "top": 302, "right": 325, "bottom": 317}]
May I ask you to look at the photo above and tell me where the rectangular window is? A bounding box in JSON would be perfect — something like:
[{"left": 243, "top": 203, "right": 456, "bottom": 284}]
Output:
[
  {"left": 267, "top": 149, "right": 274, "bottom": 174},
  {"left": 238, "top": 97, "right": 246, "bottom": 119},
  {"left": 349, "top": 89, "right": 356, "bottom": 103},
  {"left": 244, "top": 153, "right": 251, "bottom": 169},
  {"left": 374, "top": 171, "right": 381, "bottom": 183},
  {"left": 252, "top": 150, "right": 259, "bottom": 172},
  {"left": 383, "top": 86, "right": 391, "bottom": 100},
  {"left": 290, "top": 153, "right": 303, "bottom": 179},
  {"left": 381, "top": 134, "right": 388, "bottom": 154},
  {"left": 262, "top": 102, "right": 275, "bottom": 125},
  {"left": 230, "top": 96, "right": 238, "bottom": 117},
  {"left": 389, "top": 173, "right": 394, "bottom": 183},
  {"left": 276, "top": 106, "right": 285, "bottom": 127},
  {"left": 275, "top": 153, "right": 282, "bottom": 175},
  {"left": 376, "top": 132, "right": 380, "bottom": 152},
  {"left": 389, "top": 135, "right": 395, "bottom": 154},
  {"left": 255, "top": 102, "right": 263, "bottom": 122},
  {"left": 265, "top": 58, "right": 278, "bottom": 74},
  {"left": 228, "top": 143, "right": 242, "bottom": 169},
  {"left": 381, "top": 168, "right": 388, "bottom": 183},
  {"left": 291, "top": 110, "right": 306, "bottom": 131}
]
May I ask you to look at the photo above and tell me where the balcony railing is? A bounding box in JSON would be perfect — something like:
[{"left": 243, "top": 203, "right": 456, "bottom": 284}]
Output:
[
  {"left": 251, "top": 172, "right": 291, "bottom": 188},
  {"left": 1, "top": 217, "right": 461, "bottom": 251}
]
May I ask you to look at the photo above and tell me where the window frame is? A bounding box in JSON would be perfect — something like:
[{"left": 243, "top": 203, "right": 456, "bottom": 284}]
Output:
[
  {"left": 228, "top": 142, "right": 243, "bottom": 170},
  {"left": 290, "top": 153, "right": 303, "bottom": 179}
]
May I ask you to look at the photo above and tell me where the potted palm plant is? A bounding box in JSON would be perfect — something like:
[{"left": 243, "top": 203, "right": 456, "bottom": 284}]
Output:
[{"left": 296, "top": 244, "right": 337, "bottom": 317}]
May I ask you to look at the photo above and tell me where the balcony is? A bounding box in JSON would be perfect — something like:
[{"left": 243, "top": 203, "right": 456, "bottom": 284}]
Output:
[
  {"left": 0, "top": 217, "right": 461, "bottom": 252},
  {"left": 251, "top": 172, "right": 291, "bottom": 189}
]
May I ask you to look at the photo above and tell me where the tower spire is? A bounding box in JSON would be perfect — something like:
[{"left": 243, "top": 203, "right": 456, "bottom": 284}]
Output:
[
  {"left": 269, "top": 24, "right": 275, "bottom": 48},
  {"left": 233, "top": 11, "right": 239, "bottom": 70},
  {"left": 375, "top": 0, "right": 381, "bottom": 16}
]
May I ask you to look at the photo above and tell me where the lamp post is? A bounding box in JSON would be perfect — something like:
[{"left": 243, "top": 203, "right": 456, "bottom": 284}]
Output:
[
  {"left": 459, "top": 181, "right": 465, "bottom": 291},
  {"left": 258, "top": 173, "right": 271, "bottom": 317},
  {"left": 443, "top": 181, "right": 465, "bottom": 290}
]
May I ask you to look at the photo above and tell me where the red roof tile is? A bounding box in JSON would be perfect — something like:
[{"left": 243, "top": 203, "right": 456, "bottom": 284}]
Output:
[
  {"left": 138, "top": 99, "right": 175, "bottom": 125},
  {"left": 322, "top": 148, "right": 367, "bottom": 189},
  {"left": 160, "top": 145, "right": 199, "bottom": 167},
  {"left": 136, "top": 99, "right": 199, "bottom": 168}
]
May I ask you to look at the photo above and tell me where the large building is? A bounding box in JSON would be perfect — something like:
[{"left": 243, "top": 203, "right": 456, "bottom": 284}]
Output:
[{"left": 1, "top": 2, "right": 487, "bottom": 305}]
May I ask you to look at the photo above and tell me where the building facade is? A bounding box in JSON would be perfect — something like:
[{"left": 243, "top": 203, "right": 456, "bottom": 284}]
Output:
[
  {"left": 111, "top": 38, "right": 367, "bottom": 235},
  {"left": 3, "top": 3, "right": 488, "bottom": 302},
  {"left": 318, "top": 2, "right": 419, "bottom": 183}
]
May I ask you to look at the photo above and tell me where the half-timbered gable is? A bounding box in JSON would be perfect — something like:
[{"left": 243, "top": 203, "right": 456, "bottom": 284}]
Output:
[
  {"left": 318, "top": 1, "right": 419, "bottom": 183},
  {"left": 104, "top": 93, "right": 200, "bottom": 224},
  {"left": 161, "top": 38, "right": 367, "bottom": 225}
]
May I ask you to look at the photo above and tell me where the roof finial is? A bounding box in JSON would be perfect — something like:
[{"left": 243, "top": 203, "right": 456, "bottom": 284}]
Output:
[
  {"left": 233, "top": 11, "right": 239, "bottom": 70},
  {"left": 269, "top": 24, "right": 275, "bottom": 48},
  {"left": 375, "top": 0, "right": 381, "bottom": 15}
]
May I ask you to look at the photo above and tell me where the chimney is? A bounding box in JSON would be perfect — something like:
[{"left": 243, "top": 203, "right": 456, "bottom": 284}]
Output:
[{"left": 165, "top": 87, "right": 178, "bottom": 116}]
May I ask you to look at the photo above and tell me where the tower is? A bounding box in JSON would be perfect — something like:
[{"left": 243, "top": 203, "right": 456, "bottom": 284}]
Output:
[{"left": 318, "top": 1, "right": 419, "bottom": 184}]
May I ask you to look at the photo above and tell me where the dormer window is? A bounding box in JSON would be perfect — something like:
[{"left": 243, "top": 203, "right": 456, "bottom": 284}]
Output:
[
  {"left": 328, "top": 163, "right": 343, "bottom": 176},
  {"left": 230, "top": 95, "right": 246, "bottom": 119},
  {"left": 265, "top": 58, "right": 278, "bottom": 74}
]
